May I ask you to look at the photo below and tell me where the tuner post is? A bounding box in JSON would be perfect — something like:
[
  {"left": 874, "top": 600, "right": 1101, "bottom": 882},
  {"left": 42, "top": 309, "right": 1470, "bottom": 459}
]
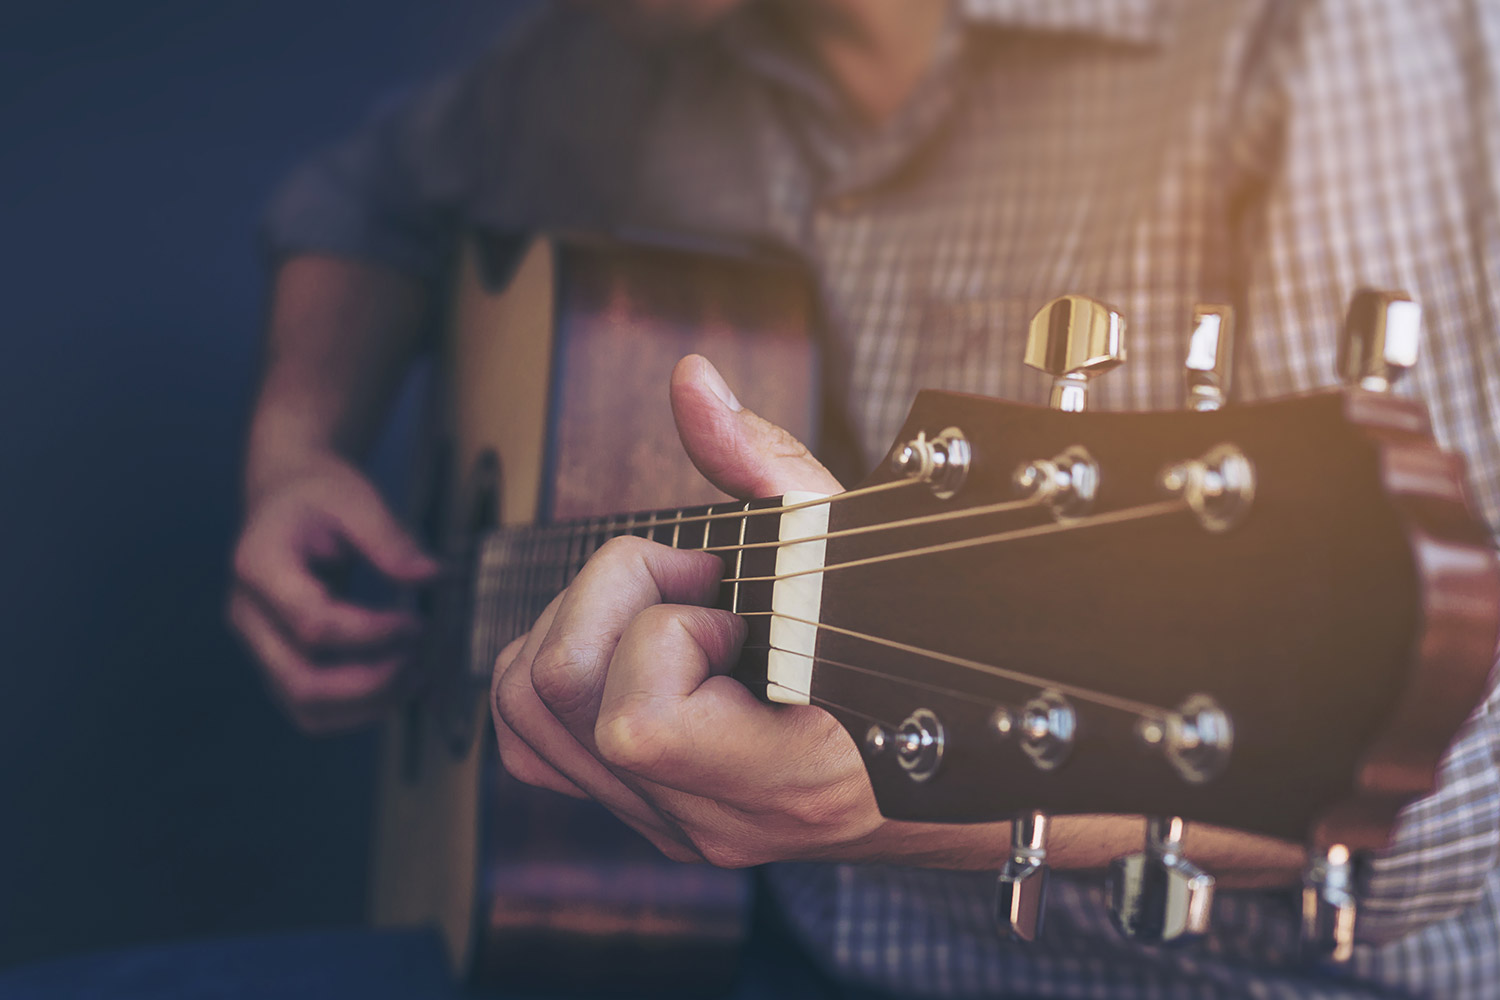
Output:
[
  {"left": 1025, "top": 295, "right": 1126, "bottom": 412},
  {"left": 890, "top": 427, "right": 971, "bottom": 499},
  {"left": 1338, "top": 288, "right": 1421, "bottom": 392},
  {"left": 1184, "top": 304, "right": 1234, "bottom": 411},
  {"left": 996, "top": 810, "right": 1051, "bottom": 942},
  {"left": 1107, "top": 816, "right": 1215, "bottom": 945},
  {"left": 1301, "top": 844, "right": 1362, "bottom": 964}
]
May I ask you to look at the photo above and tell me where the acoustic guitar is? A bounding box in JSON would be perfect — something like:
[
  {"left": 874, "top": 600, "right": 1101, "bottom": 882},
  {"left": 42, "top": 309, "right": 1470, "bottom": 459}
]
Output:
[
  {"left": 373, "top": 238, "right": 1500, "bottom": 983},
  {"left": 371, "top": 233, "right": 821, "bottom": 994}
]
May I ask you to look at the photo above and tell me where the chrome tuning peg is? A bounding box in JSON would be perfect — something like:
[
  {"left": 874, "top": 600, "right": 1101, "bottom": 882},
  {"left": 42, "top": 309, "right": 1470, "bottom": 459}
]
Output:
[
  {"left": 1107, "top": 816, "right": 1215, "bottom": 945},
  {"left": 1184, "top": 304, "right": 1234, "bottom": 411},
  {"left": 1025, "top": 295, "right": 1126, "bottom": 412},
  {"left": 995, "top": 810, "right": 1050, "bottom": 941},
  {"left": 1337, "top": 288, "right": 1421, "bottom": 392},
  {"left": 1300, "top": 844, "right": 1361, "bottom": 964}
]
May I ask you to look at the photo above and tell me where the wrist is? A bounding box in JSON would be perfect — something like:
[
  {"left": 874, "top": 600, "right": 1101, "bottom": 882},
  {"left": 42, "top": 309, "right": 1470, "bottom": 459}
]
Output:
[{"left": 242, "top": 423, "right": 351, "bottom": 510}]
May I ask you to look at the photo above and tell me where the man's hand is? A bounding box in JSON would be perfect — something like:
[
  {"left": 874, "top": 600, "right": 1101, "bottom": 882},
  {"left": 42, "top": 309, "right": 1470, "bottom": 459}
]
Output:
[
  {"left": 229, "top": 454, "right": 438, "bottom": 734},
  {"left": 490, "top": 355, "right": 892, "bottom": 866}
]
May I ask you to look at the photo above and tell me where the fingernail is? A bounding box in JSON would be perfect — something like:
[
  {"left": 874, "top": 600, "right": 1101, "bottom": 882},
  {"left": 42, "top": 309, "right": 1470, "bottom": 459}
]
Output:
[{"left": 701, "top": 360, "right": 742, "bottom": 412}]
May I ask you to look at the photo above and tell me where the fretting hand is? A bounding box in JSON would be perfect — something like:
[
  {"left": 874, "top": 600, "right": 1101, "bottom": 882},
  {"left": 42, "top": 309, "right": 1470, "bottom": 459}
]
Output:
[{"left": 490, "top": 355, "right": 887, "bottom": 865}]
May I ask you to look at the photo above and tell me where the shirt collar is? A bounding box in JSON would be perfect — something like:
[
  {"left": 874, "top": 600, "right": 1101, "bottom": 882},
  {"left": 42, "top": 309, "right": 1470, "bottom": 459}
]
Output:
[{"left": 957, "top": 0, "right": 1169, "bottom": 47}]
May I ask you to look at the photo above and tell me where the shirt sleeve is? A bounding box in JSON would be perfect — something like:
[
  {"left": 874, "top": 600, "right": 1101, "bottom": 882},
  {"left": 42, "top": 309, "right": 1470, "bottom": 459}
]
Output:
[
  {"left": 259, "top": 5, "right": 657, "bottom": 281},
  {"left": 261, "top": 56, "right": 488, "bottom": 280},
  {"left": 1231, "top": 0, "right": 1500, "bottom": 946}
]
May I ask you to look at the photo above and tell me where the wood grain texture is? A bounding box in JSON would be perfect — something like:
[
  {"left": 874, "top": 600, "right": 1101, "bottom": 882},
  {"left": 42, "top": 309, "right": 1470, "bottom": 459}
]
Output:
[{"left": 548, "top": 238, "right": 818, "bottom": 520}]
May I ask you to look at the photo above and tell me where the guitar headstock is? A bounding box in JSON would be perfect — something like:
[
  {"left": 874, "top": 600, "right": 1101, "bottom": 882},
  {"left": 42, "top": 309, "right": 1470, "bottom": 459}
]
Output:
[{"left": 775, "top": 290, "right": 1499, "bottom": 953}]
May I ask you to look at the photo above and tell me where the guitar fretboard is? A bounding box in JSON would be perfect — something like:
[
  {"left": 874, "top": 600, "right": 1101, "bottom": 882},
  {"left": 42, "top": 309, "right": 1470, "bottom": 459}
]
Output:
[{"left": 463, "top": 497, "right": 788, "bottom": 694}]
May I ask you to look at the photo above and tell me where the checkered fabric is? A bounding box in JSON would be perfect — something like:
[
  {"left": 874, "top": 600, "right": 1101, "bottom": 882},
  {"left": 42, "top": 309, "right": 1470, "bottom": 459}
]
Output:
[{"left": 265, "top": 1, "right": 1500, "bottom": 996}]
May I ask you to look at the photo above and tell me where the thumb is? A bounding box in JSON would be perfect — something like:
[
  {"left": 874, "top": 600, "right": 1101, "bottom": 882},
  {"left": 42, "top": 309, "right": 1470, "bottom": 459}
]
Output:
[
  {"left": 329, "top": 479, "right": 440, "bottom": 582},
  {"left": 670, "top": 355, "right": 841, "bottom": 500}
]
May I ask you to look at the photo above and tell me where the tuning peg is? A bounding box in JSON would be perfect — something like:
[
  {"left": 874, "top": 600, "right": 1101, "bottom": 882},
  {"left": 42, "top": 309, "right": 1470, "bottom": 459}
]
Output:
[
  {"left": 1300, "top": 844, "right": 1361, "bottom": 964},
  {"left": 1337, "top": 288, "right": 1421, "bottom": 392},
  {"left": 995, "top": 810, "right": 1050, "bottom": 941},
  {"left": 1106, "top": 816, "right": 1215, "bottom": 945},
  {"left": 1025, "top": 295, "right": 1126, "bottom": 412},
  {"left": 1184, "top": 304, "right": 1234, "bottom": 411}
]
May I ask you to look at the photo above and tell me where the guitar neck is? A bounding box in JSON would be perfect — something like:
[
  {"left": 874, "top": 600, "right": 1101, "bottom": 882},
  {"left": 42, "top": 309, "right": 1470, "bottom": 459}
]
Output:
[{"left": 466, "top": 497, "right": 790, "bottom": 689}]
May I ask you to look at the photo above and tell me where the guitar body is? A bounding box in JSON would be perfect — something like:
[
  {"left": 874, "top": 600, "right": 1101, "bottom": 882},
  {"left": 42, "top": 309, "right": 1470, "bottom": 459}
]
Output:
[{"left": 370, "top": 235, "right": 820, "bottom": 993}]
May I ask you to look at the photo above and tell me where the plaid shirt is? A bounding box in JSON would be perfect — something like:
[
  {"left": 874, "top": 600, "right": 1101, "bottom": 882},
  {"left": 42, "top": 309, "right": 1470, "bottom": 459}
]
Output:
[{"left": 266, "top": 1, "right": 1500, "bottom": 996}]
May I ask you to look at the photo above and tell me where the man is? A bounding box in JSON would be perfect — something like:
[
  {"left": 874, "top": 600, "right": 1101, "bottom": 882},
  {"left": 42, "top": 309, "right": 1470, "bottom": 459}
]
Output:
[{"left": 233, "top": 1, "right": 1500, "bottom": 996}]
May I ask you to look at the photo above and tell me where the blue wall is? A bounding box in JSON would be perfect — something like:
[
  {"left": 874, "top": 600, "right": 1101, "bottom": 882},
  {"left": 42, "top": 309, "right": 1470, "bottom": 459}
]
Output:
[{"left": 0, "top": 0, "right": 526, "bottom": 968}]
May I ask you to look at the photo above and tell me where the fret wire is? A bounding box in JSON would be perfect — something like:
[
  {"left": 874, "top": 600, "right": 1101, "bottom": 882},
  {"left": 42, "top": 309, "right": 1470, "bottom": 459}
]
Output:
[
  {"left": 671, "top": 508, "right": 682, "bottom": 549},
  {"left": 723, "top": 499, "right": 1189, "bottom": 585},
  {"left": 743, "top": 609, "right": 1166, "bottom": 719},
  {"left": 731, "top": 501, "right": 751, "bottom": 613}
]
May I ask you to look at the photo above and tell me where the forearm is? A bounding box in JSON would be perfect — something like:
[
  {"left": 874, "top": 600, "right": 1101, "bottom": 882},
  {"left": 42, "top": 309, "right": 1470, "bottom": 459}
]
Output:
[{"left": 246, "top": 255, "right": 427, "bottom": 503}]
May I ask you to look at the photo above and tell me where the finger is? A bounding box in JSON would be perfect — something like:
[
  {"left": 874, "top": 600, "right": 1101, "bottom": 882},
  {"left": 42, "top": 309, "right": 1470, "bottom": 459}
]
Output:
[
  {"left": 492, "top": 594, "right": 685, "bottom": 844},
  {"left": 324, "top": 478, "right": 440, "bottom": 582},
  {"left": 527, "top": 535, "right": 723, "bottom": 739},
  {"left": 491, "top": 634, "right": 587, "bottom": 799},
  {"left": 670, "top": 354, "right": 842, "bottom": 500},
  {"left": 235, "top": 528, "right": 421, "bottom": 654},
  {"left": 598, "top": 603, "right": 854, "bottom": 798},
  {"left": 228, "top": 591, "right": 411, "bottom": 733}
]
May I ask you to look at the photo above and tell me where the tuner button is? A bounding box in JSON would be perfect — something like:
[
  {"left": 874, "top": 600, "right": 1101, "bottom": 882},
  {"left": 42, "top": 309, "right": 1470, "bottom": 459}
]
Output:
[
  {"left": 1025, "top": 295, "right": 1127, "bottom": 412},
  {"left": 1184, "top": 304, "right": 1235, "bottom": 412},
  {"left": 1300, "top": 844, "right": 1361, "bottom": 964},
  {"left": 995, "top": 811, "right": 1050, "bottom": 942},
  {"left": 1106, "top": 816, "right": 1215, "bottom": 945},
  {"left": 1338, "top": 288, "right": 1421, "bottom": 392}
]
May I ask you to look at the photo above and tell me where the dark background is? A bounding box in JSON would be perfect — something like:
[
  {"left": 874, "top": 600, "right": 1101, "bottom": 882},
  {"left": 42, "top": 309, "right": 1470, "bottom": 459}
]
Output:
[{"left": 1, "top": 0, "right": 527, "bottom": 970}]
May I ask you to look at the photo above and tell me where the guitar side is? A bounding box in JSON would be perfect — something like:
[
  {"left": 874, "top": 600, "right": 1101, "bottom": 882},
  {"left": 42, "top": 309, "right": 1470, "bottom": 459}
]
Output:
[{"left": 370, "top": 235, "right": 821, "bottom": 992}]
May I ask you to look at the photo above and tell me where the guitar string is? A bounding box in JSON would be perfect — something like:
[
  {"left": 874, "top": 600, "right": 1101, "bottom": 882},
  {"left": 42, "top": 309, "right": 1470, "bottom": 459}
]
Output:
[
  {"left": 740, "top": 611, "right": 1166, "bottom": 719},
  {"left": 507, "top": 476, "right": 920, "bottom": 541},
  {"left": 696, "top": 495, "right": 1044, "bottom": 554},
  {"left": 471, "top": 494, "right": 1048, "bottom": 583},
  {"left": 720, "top": 498, "right": 1190, "bottom": 585},
  {"left": 740, "top": 643, "right": 1006, "bottom": 710},
  {"left": 467, "top": 491, "right": 1047, "bottom": 587},
  {"left": 474, "top": 494, "right": 1180, "bottom": 585}
]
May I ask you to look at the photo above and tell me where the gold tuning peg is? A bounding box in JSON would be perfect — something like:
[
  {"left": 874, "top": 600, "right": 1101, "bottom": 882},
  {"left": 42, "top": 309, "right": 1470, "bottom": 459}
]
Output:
[
  {"left": 995, "top": 810, "right": 1050, "bottom": 941},
  {"left": 1184, "top": 304, "right": 1234, "bottom": 411},
  {"left": 1025, "top": 295, "right": 1126, "bottom": 412},
  {"left": 1337, "top": 288, "right": 1421, "bottom": 392}
]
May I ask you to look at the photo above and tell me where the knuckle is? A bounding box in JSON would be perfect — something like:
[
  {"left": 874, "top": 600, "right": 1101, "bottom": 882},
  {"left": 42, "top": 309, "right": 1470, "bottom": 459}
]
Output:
[
  {"left": 492, "top": 667, "right": 532, "bottom": 729},
  {"left": 782, "top": 788, "right": 843, "bottom": 831},
  {"left": 595, "top": 703, "right": 668, "bottom": 775},
  {"left": 528, "top": 641, "right": 594, "bottom": 716},
  {"left": 595, "top": 534, "right": 653, "bottom": 564}
]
